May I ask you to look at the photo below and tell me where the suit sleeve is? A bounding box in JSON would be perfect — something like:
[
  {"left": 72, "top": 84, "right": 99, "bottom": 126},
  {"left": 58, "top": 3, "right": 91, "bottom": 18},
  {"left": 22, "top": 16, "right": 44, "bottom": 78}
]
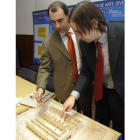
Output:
[
  {"left": 74, "top": 40, "right": 93, "bottom": 95},
  {"left": 37, "top": 38, "right": 52, "bottom": 91}
]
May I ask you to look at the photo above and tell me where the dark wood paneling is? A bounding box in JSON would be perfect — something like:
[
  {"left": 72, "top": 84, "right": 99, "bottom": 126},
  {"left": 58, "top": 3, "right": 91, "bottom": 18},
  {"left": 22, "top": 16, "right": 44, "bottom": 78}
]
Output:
[{"left": 16, "top": 35, "right": 34, "bottom": 68}]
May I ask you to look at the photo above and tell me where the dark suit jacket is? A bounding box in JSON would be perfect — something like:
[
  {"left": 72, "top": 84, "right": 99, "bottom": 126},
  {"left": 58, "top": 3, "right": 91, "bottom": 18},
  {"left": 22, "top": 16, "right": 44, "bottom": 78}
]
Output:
[
  {"left": 37, "top": 30, "right": 82, "bottom": 103},
  {"left": 74, "top": 22, "right": 124, "bottom": 103}
]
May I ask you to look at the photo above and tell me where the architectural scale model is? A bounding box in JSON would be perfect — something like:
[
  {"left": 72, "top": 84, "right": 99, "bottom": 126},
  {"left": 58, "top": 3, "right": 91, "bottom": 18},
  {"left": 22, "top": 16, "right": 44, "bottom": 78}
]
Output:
[
  {"left": 18, "top": 90, "right": 55, "bottom": 108},
  {"left": 16, "top": 99, "right": 122, "bottom": 140}
]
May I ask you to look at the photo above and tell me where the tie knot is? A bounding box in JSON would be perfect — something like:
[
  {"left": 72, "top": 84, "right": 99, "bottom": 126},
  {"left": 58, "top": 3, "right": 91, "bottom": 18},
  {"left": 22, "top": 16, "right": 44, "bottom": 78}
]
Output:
[
  {"left": 96, "top": 41, "right": 101, "bottom": 48},
  {"left": 65, "top": 32, "right": 71, "bottom": 38},
  {"left": 96, "top": 41, "right": 100, "bottom": 45}
]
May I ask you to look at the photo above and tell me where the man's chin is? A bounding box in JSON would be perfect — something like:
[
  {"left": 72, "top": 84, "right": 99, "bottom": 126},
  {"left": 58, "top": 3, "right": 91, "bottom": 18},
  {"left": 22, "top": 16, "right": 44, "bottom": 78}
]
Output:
[
  {"left": 81, "top": 39, "right": 91, "bottom": 43},
  {"left": 57, "top": 29, "right": 65, "bottom": 33}
]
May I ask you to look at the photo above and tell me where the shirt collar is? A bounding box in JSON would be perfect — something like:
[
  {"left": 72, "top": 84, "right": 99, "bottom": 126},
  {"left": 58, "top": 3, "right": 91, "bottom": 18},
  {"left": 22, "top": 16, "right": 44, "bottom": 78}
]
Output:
[
  {"left": 59, "top": 27, "right": 74, "bottom": 38},
  {"left": 97, "top": 26, "right": 108, "bottom": 44}
]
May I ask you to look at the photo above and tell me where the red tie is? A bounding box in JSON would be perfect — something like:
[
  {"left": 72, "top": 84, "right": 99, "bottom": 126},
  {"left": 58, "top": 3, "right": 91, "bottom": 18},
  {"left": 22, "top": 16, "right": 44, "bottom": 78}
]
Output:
[
  {"left": 93, "top": 41, "right": 104, "bottom": 101},
  {"left": 65, "top": 32, "right": 78, "bottom": 83}
]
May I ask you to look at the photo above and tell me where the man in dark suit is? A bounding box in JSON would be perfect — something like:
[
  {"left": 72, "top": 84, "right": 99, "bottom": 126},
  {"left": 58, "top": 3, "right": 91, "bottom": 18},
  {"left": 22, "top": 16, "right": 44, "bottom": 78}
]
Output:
[
  {"left": 35, "top": 1, "right": 92, "bottom": 118},
  {"left": 61, "top": 1, "right": 124, "bottom": 139}
]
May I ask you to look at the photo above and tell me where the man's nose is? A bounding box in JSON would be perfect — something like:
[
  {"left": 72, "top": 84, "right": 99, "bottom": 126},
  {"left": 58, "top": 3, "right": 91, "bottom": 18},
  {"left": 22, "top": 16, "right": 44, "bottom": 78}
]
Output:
[{"left": 56, "top": 22, "right": 60, "bottom": 28}]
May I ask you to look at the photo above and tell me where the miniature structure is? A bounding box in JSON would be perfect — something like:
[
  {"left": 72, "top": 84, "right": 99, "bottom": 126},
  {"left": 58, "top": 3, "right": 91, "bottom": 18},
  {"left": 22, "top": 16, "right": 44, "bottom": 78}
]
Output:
[
  {"left": 18, "top": 90, "right": 55, "bottom": 108},
  {"left": 16, "top": 99, "right": 122, "bottom": 140}
]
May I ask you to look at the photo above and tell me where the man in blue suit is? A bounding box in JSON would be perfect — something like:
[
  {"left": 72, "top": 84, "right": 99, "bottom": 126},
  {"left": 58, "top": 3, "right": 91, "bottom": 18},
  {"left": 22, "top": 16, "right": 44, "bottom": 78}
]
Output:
[{"left": 61, "top": 1, "right": 124, "bottom": 139}]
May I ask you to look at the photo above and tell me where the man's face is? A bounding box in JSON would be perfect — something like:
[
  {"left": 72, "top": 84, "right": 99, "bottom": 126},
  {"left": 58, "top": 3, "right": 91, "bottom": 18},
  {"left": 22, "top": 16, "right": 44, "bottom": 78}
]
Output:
[
  {"left": 49, "top": 7, "right": 70, "bottom": 33},
  {"left": 70, "top": 21, "right": 101, "bottom": 43}
]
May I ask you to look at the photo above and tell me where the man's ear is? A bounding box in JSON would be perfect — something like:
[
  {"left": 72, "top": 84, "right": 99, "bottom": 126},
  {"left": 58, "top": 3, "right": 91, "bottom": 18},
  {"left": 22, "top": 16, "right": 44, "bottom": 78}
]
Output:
[{"left": 91, "top": 19, "right": 98, "bottom": 29}]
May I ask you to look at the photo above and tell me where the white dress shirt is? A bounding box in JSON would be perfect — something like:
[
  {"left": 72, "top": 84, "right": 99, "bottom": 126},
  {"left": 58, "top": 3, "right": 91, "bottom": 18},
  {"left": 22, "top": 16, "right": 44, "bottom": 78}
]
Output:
[{"left": 98, "top": 29, "right": 114, "bottom": 89}]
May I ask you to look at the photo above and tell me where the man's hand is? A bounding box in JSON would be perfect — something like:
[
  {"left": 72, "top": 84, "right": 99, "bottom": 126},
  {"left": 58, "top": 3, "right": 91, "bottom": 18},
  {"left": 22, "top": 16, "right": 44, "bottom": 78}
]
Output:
[
  {"left": 35, "top": 88, "right": 46, "bottom": 107},
  {"left": 61, "top": 95, "right": 76, "bottom": 117}
]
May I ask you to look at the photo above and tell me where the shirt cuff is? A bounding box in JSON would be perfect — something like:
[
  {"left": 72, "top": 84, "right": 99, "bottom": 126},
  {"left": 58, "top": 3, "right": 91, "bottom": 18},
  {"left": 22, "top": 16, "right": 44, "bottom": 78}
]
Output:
[{"left": 70, "top": 90, "right": 80, "bottom": 100}]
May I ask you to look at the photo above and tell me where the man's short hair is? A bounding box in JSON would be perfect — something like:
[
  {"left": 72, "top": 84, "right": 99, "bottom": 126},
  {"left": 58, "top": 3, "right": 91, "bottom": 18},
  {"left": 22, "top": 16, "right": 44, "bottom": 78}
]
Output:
[
  {"left": 48, "top": 1, "right": 69, "bottom": 17},
  {"left": 69, "top": 1, "right": 107, "bottom": 34}
]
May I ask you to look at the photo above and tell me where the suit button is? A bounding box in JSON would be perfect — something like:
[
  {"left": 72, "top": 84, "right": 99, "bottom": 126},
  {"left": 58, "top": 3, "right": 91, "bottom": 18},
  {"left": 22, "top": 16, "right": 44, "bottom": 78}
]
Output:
[
  {"left": 69, "top": 62, "right": 71, "bottom": 65},
  {"left": 71, "top": 84, "right": 74, "bottom": 86}
]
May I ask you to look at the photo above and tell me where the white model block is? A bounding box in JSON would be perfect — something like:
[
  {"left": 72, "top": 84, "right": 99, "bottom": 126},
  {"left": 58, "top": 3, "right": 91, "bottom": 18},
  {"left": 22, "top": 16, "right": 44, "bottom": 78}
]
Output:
[{"left": 18, "top": 90, "right": 55, "bottom": 108}]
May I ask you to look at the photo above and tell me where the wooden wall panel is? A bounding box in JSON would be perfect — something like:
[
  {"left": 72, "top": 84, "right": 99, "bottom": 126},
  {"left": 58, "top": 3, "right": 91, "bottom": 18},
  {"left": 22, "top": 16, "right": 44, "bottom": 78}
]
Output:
[{"left": 16, "top": 35, "right": 34, "bottom": 68}]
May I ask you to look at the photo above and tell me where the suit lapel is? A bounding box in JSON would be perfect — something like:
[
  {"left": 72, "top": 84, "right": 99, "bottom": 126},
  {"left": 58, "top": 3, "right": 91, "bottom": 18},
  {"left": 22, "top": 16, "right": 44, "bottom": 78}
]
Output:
[
  {"left": 53, "top": 31, "right": 70, "bottom": 60},
  {"left": 108, "top": 23, "right": 120, "bottom": 77}
]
